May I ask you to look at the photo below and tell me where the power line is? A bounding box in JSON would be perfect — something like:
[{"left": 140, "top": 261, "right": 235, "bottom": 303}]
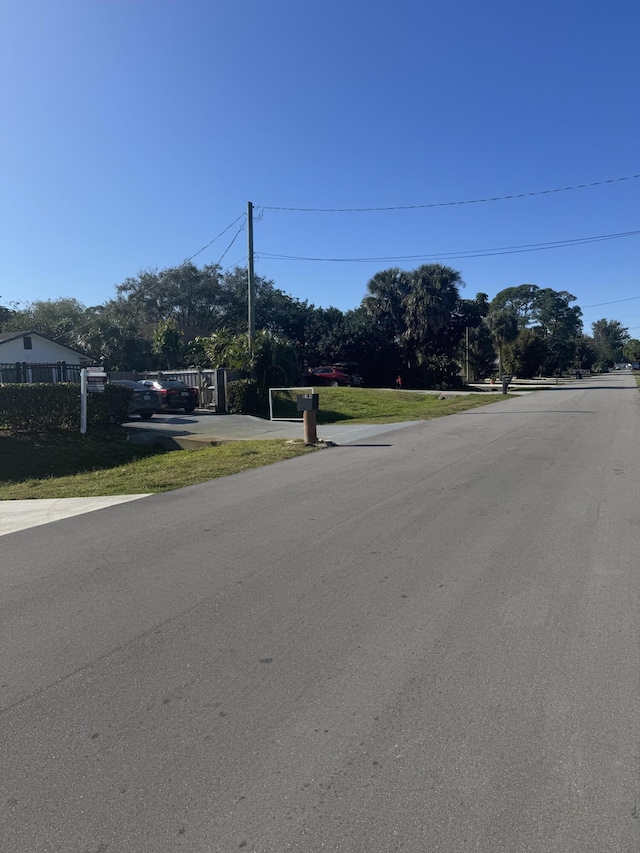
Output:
[
  {"left": 215, "top": 224, "right": 245, "bottom": 266},
  {"left": 582, "top": 295, "right": 640, "bottom": 308},
  {"left": 222, "top": 256, "right": 248, "bottom": 273},
  {"left": 183, "top": 214, "right": 246, "bottom": 264},
  {"left": 257, "top": 228, "right": 640, "bottom": 264},
  {"left": 258, "top": 173, "right": 640, "bottom": 213}
]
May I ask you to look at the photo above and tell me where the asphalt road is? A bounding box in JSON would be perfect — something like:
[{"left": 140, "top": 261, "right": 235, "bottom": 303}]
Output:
[{"left": 1, "top": 373, "right": 638, "bottom": 852}]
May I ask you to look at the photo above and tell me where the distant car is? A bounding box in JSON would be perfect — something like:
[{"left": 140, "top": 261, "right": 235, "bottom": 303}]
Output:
[
  {"left": 303, "top": 366, "right": 363, "bottom": 387},
  {"left": 330, "top": 362, "right": 365, "bottom": 386},
  {"left": 111, "top": 379, "right": 159, "bottom": 420},
  {"left": 138, "top": 379, "right": 199, "bottom": 413},
  {"left": 632, "top": 362, "right": 640, "bottom": 370}
]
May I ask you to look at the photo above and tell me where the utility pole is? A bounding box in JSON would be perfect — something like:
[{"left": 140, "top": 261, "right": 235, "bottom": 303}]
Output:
[
  {"left": 247, "top": 201, "right": 255, "bottom": 358},
  {"left": 465, "top": 326, "right": 470, "bottom": 384}
]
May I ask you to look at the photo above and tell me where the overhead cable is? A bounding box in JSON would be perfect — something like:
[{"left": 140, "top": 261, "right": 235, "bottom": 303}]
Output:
[
  {"left": 581, "top": 294, "right": 640, "bottom": 308},
  {"left": 259, "top": 173, "right": 640, "bottom": 213},
  {"left": 183, "top": 214, "right": 246, "bottom": 264},
  {"left": 257, "top": 229, "right": 640, "bottom": 264},
  {"left": 215, "top": 224, "right": 245, "bottom": 266}
]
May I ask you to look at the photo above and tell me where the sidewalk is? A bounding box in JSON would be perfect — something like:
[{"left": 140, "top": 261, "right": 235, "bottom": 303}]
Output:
[{"left": 0, "top": 495, "right": 150, "bottom": 537}]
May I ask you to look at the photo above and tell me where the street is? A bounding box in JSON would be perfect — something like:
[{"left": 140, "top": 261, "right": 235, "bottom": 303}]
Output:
[{"left": 1, "top": 372, "right": 639, "bottom": 852}]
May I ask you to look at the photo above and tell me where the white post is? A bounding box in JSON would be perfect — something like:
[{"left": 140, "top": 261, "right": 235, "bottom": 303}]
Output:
[{"left": 80, "top": 368, "right": 87, "bottom": 434}]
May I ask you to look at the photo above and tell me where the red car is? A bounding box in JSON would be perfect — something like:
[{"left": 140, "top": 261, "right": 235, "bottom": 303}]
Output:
[
  {"left": 303, "top": 366, "right": 363, "bottom": 387},
  {"left": 138, "top": 379, "right": 199, "bottom": 413}
]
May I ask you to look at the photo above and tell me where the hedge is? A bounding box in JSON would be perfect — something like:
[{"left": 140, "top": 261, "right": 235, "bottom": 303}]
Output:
[
  {"left": 0, "top": 383, "right": 132, "bottom": 434},
  {"left": 226, "top": 378, "right": 260, "bottom": 414}
]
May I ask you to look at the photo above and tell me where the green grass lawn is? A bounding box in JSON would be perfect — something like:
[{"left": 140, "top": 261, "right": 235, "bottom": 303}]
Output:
[
  {"left": 0, "top": 433, "right": 315, "bottom": 499},
  {"left": 1, "top": 387, "right": 513, "bottom": 500},
  {"left": 271, "top": 386, "right": 508, "bottom": 423}
]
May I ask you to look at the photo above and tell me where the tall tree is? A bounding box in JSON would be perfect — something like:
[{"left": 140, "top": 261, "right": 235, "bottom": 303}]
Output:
[
  {"left": 532, "top": 288, "right": 582, "bottom": 372},
  {"left": 116, "top": 263, "right": 225, "bottom": 330},
  {"left": 464, "top": 322, "right": 497, "bottom": 381},
  {"left": 0, "top": 298, "right": 14, "bottom": 330},
  {"left": 592, "top": 319, "right": 630, "bottom": 367},
  {"left": 503, "top": 329, "right": 549, "bottom": 378},
  {"left": 574, "top": 335, "right": 598, "bottom": 371},
  {"left": 485, "top": 306, "right": 518, "bottom": 376},
  {"left": 363, "top": 264, "right": 467, "bottom": 384},
  {"left": 402, "top": 264, "right": 463, "bottom": 359},
  {"left": 362, "top": 268, "right": 412, "bottom": 334},
  {"left": 490, "top": 284, "right": 540, "bottom": 328},
  {"left": 2, "top": 298, "right": 89, "bottom": 348},
  {"left": 622, "top": 339, "right": 640, "bottom": 363},
  {"left": 489, "top": 285, "right": 583, "bottom": 375},
  {"left": 152, "top": 319, "right": 185, "bottom": 368}
]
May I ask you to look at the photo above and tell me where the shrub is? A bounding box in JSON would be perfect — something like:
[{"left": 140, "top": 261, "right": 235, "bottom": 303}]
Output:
[
  {"left": 226, "top": 378, "right": 260, "bottom": 414},
  {"left": 0, "top": 383, "right": 132, "bottom": 434}
]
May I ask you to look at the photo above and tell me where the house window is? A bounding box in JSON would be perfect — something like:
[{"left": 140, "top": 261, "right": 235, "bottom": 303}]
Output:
[{"left": 23, "top": 336, "right": 33, "bottom": 350}]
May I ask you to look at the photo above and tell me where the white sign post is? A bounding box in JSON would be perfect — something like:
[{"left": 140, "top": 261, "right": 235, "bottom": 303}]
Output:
[
  {"left": 80, "top": 366, "right": 108, "bottom": 434},
  {"left": 80, "top": 368, "right": 87, "bottom": 434}
]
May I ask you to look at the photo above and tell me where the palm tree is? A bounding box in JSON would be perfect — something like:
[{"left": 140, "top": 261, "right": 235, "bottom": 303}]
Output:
[
  {"left": 403, "top": 264, "right": 463, "bottom": 354},
  {"left": 363, "top": 267, "right": 411, "bottom": 330},
  {"left": 364, "top": 264, "right": 466, "bottom": 377},
  {"left": 486, "top": 308, "right": 518, "bottom": 377}
]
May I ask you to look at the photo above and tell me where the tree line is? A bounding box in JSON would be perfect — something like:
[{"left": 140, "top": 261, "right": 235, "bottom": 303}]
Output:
[{"left": 1, "top": 263, "right": 637, "bottom": 388}]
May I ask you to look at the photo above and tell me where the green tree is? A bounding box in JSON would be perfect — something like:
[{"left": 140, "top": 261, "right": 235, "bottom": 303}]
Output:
[
  {"left": 574, "top": 335, "right": 598, "bottom": 371},
  {"left": 503, "top": 329, "right": 549, "bottom": 378},
  {"left": 622, "top": 338, "right": 640, "bottom": 363},
  {"left": 592, "top": 319, "right": 630, "bottom": 367},
  {"left": 416, "top": 291, "right": 489, "bottom": 388},
  {"left": 363, "top": 264, "right": 467, "bottom": 385},
  {"left": 402, "top": 265, "right": 463, "bottom": 360},
  {"left": 152, "top": 318, "right": 185, "bottom": 368},
  {"left": 3, "top": 298, "right": 89, "bottom": 349},
  {"left": 489, "top": 285, "right": 583, "bottom": 375},
  {"left": 532, "top": 288, "right": 582, "bottom": 372},
  {"left": 490, "top": 284, "right": 540, "bottom": 328},
  {"left": 0, "top": 299, "right": 14, "bottom": 330},
  {"left": 464, "top": 322, "right": 497, "bottom": 381},
  {"left": 73, "top": 300, "right": 154, "bottom": 370},
  {"left": 362, "top": 268, "right": 411, "bottom": 335},
  {"left": 116, "top": 263, "right": 224, "bottom": 330},
  {"left": 485, "top": 306, "right": 518, "bottom": 376}
]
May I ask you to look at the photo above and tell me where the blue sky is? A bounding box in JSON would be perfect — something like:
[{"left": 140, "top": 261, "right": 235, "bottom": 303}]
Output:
[{"left": 1, "top": 0, "right": 639, "bottom": 336}]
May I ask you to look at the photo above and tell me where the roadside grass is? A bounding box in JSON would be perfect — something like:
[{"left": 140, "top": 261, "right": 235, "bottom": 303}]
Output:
[
  {"left": 0, "top": 430, "right": 165, "bottom": 483},
  {"left": 0, "top": 435, "right": 316, "bottom": 500},
  {"left": 271, "top": 386, "right": 509, "bottom": 423},
  {"left": 1, "top": 387, "right": 514, "bottom": 500}
]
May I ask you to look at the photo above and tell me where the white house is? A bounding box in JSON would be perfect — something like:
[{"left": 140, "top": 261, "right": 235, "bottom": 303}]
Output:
[{"left": 0, "top": 331, "right": 91, "bottom": 382}]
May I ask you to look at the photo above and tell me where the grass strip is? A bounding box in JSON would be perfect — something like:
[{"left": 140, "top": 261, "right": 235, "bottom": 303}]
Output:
[
  {"left": 0, "top": 438, "right": 316, "bottom": 500},
  {"left": 270, "top": 387, "right": 511, "bottom": 423}
]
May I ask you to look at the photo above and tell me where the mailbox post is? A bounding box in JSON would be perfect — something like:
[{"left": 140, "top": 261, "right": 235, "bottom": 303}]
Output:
[
  {"left": 297, "top": 393, "right": 319, "bottom": 444},
  {"left": 501, "top": 374, "right": 512, "bottom": 395}
]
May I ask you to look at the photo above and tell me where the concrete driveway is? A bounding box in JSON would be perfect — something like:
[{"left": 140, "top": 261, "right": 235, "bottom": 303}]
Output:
[{"left": 123, "top": 410, "right": 420, "bottom": 447}]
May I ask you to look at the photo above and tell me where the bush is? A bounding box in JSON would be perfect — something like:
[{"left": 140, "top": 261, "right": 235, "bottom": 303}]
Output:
[
  {"left": 226, "top": 378, "right": 260, "bottom": 414},
  {"left": 0, "top": 383, "right": 132, "bottom": 434}
]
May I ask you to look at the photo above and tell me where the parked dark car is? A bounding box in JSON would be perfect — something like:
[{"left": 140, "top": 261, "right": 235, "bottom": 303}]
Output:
[
  {"left": 138, "top": 379, "right": 199, "bottom": 413},
  {"left": 302, "top": 366, "right": 364, "bottom": 387},
  {"left": 111, "top": 379, "right": 159, "bottom": 420}
]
